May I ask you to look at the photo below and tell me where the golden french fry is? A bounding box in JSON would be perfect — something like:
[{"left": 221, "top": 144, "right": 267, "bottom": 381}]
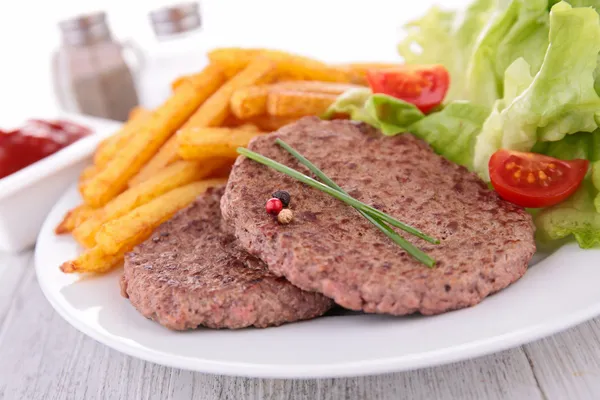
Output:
[
  {"left": 128, "top": 135, "right": 179, "bottom": 187},
  {"left": 171, "top": 75, "right": 188, "bottom": 91},
  {"left": 78, "top": 165, "right": 99, "bottom": 193},
  {"left": 80, "top": 64, "right": 226, "bottom": 208},
  {"left": 129, "top": 106, "right": 150, "bottom": 120},
  {"left": 208, "top": 48, "right": 355, "bottom": 82},
  {"left": 183, "top": 57, "right": 276, "bottom": 129},
  {"left": 178, "top": 127, "right": 264, "bottom": 161},
  {"left": 207, "top": 48, "right": 261, "bottom": 78},
  {"left": 336, "top": 62, "right": 401, "bottom": 83},
  {"left": 274, "top": 80, "right": 365, "bottom": 94},
  {"left": 246, "top": 115, "right": 297, "bottom": 132},
  {"left": 230, "top": 86, "right": 270, "bottom": 119},
  {"left": 73, "top": 160, "right": 226, "bottom": 248},
  {"left": 55, "top": 204, "right": 96, "bottom": 234},
  {"left": 93, "top": 108, "right": 153, "bottom": 168},
  {"left": 267, "top": 91, "right": 338, "bottom": 117},
  {"left": 230, "top": 81, "right": 365, "bottom": 119},
  {"left": 95, "top": 179, "right": 226, "bottom": 256},
  {"left": 237, "top": 123, "right": 262, "bottom": 132},
  {"left": 60, "top": 246, "right": 124, "bottom": 274}
]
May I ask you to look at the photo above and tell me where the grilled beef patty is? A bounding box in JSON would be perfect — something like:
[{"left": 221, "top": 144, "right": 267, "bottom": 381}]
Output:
[
  {"left": 121, "top": 186, "right": 333, "bottom": 330},
  {"left": 221, "top": 117, "right": 536, "bottom": 315}
]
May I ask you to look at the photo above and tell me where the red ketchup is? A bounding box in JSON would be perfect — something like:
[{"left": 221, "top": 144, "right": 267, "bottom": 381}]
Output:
[{"left": 0, "top": 119, "right": 91, "bottom": 179}]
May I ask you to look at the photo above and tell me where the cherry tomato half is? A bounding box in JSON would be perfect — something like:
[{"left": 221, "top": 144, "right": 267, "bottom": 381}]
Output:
[
  {"left": 366, "top": 65, "right": 450, "bottom": 114},
  {"left": 489, "top": 150, "right": 589, "bottom": 208}
]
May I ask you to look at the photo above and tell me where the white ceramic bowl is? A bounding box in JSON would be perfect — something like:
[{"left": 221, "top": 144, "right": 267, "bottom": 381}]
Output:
[{"left": 0, "top": 114, "right": 122, "bottom": 253}]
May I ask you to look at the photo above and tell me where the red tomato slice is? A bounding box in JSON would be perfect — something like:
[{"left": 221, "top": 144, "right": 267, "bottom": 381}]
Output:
[
  {"left": 366, "top": 65, "right": 450, "bottom": 113},
  {"left": 489, "top": 150, "right": 589, "bottom": 208}
]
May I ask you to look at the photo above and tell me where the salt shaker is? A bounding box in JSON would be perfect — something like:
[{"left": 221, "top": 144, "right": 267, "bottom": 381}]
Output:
[
  {"left": 137, "top": 2, "right": 208, "bottom": 109},
  {"left": 52, "top": 12, "right": 141, "bottom": 121}
]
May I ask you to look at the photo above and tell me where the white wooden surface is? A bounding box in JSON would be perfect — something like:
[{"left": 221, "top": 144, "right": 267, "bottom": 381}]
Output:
[{"left": 1, "top": 252, "right": 600, "bottom": 399}]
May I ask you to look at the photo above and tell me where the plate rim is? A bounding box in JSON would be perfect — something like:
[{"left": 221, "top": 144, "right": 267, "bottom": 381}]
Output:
[{"left": 34, "top": 186, "right": 600, "bottom": 379}]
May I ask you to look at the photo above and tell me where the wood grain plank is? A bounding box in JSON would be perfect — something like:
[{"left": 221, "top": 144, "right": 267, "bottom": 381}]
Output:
[
  {"left": 0, "top": 256, "right": 544, "bottom": 400},
  {"left": 524, "top": 319, "right": 600, "bottom": 400},
  {"left": 0, "top": 251, "right": 32, "bottom": 333}
]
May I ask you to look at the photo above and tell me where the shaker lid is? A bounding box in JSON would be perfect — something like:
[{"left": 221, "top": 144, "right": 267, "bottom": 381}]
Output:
[
  {"left": 149, "top": 2, "right": 201, "bottom": 38},
  {"left": 58, "top": 11, "right": 112, "bottom": 46}
]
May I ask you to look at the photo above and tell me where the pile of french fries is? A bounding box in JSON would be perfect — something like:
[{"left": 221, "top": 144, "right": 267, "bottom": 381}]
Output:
[{"left": 55, "top": 47, "right": 387, "bottom": 274}]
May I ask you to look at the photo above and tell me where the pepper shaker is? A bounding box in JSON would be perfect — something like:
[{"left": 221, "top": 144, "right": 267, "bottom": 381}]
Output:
[{"left": 52, "top": 12, "right": 142, "bottom": 121}]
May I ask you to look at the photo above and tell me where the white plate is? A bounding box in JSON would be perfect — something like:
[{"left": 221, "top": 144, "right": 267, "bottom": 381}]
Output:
[{"left": 36, "top": 185, "right": 600, "bottom": 378}]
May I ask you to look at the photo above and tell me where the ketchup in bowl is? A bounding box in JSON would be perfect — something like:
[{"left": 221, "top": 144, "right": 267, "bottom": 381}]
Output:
[{"left": 0, "top": 119, "right": 91, "bottom": 179}]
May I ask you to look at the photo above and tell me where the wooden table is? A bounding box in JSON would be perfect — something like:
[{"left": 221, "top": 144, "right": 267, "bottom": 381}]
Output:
[{"left": 2, "top": 251, "right": 600, "bottom": 400}]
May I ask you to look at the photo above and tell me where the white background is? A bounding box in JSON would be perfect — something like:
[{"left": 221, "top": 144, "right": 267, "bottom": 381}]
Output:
[{"left": 0, "top": 0, "right": 467, "bottom": 126}]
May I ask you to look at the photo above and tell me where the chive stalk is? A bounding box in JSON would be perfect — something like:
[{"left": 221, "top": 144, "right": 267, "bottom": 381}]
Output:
[
  {"left": 237, "top": 147, "right": 440, "bottom": 248},
  {"left": 275, "top": 139, "right": 435, "bottom": 267}
]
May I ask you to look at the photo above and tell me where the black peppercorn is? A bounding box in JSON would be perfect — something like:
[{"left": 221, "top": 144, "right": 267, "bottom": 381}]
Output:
[{"left": 272, "top": 190, "right": 291, "bottom": 207}]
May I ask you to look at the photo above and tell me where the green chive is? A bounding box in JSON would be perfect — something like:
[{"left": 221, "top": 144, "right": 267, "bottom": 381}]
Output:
[
  {"left": 275, "top": 139, "right": 435, "bottom": 267},
  {"left": 236, "top": 147, "right": 440, "bottom": 245}
]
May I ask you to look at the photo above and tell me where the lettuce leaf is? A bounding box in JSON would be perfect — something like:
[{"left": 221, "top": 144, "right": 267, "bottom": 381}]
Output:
[
  {"left": 365, "top": 95, "right": 424, "bottom": 136},
  {"left": 324, "top": 94, "right": 488, "bottom": 168},
  {"left": 535, "top": 176, "right": 600, "bottom": 248},
  {"left": 398, "top": 0, "right": 498, "bottom": 102},
  {"left": 321, "top": 88, "right": 379, "bottom": 127},
  {"left": 322, "top": 89, "right": 425, "bottom": 136},
  {"left": 466, "top": 0, "right": 550, "bottom": 107},
  {"left": 593, "top": 161, "right": 600, "bottom": 212},
  {"left": 409, "top": 102, "right": 490, "bottom": 168},
  {"left": 473, "top": 2, "right": 600, "bottom": 179},
  {"left": 531, "top": 130, "right": 600, "bottom": 248}
]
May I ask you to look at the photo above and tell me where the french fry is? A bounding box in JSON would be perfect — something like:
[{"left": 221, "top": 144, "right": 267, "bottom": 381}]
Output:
[
  {"left": 129, "top": 106, "right": 149, "bottom": 120},
  {"left": 80, "top": 64, "right": 226, "bottom": 208},
  {"left": 245, "top": 115, "right": 297, "bottom": 132},
  {"left": 273, "top": 80, "right": 365, "bottom": 94},
  {"left": 60, "top": 246, "right": 124, "bottom": 274},
  {"left": 230, "top": 86, "right": 270, "bottom": 119},
  {"left": 95, "top": 179, "right": 226, "bottom": 256},
  {"left": 127, "top": 135, "right": 179, "bottom": 187},
  {"left": 336, "top": 62, "right": 401, "bottom": 82},
  {"left": 93, "top": 108, "right": 152, "bottom": 168},
  {"left": 55, "top": 204, "right": 96, "bottom": 234},
  {"left": 208, "top": 48, "right": 355, "bottom": 82},
  {"left": 237, "top": 123, "right": 262, "bottom": 132},
  {"left": 183, "top": 57, "right": 276, "bottom": 129},
  {"left": 266, "top": 91, "right": 338, "bottom": 117},
  {"left": 178, "top": 127, "right": 264, "bottom": 161},
  {"left": 230, "top": 81, "right": 365, "bottom": 119},
  {"left": 207, "top": 48, "right": 261, "bottom": 78},
  {"left": 78, "top": 165, "right": 99, "bottom": 190},
  {"left": 73, "top": 160, "right": 226, "bottom": 248}
]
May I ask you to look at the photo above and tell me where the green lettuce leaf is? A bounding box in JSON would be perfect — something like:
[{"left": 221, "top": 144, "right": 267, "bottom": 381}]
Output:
[
  {"left": 324, "top": 92, "right": 488, "bottom": 168},
  {"left": 365, "top": 95, "right": 424, "bottom": 135},
  {"left": 409, "top": 102, "right": 490, "bottom": 168},
  {"left": 473, "top": 57, "right": 534, "bottom": 178},
  {"left": 321, "top": 88, "right": 378, "bottom": 126},
  {"left": 550, "top": 0, "right": 600, "bottom": 8},
  {"left": 398, "top": 0, "right": 498, "bottom": 102},
  {"left": 323, "top": 90, "right": 425, "bottom": 136},
  {"left": 466, "top": 0, "right": 550, "bottom": 107},
  {"left": 535, "top": 177, "right": 600, "bottom": 248},
  {"left": 593, "top": 161, "right": 600, "bottom": 212},
  {"left": 473, "top": 1, "right": 600, "bottom": 179},
  {"left": 532, "top": 130, "right": 600, "bottom": 248}
]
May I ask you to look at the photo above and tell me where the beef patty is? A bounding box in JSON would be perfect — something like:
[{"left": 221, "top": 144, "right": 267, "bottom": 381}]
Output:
[
  {"left": 121, "top": 186, "right": 333, "bottom": 330},
  {"left": 221, "top": 117, "right": 536, "bottom": 315}
]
